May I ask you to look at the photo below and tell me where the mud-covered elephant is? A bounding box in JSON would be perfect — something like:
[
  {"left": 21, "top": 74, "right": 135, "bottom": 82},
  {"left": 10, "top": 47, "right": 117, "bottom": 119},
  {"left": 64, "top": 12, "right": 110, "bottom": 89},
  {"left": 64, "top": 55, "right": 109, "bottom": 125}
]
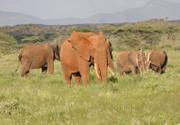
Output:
[
  {"left": 60, "top": 31, "right": 114, "bottom": 85},
  {"left": 116, "top": 50, "right": 146, "bottom": 75},
  {"left": 17, "top": 43, "right": 60, "bottom": 76},
  {"left": 145, "top": 50, "right": 168, "bottom": 73}
]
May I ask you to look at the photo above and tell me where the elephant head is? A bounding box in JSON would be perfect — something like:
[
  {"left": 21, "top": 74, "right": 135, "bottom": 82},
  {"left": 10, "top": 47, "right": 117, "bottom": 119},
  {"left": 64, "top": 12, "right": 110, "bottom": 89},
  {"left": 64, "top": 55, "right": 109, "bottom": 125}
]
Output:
[
  {"left": 49, "top": 43, "right": 60, "bottom": 61},
  {"left": 67, "top": 31, "right": 109, "bottom": 82},
  {"left": 144, "top": 50, "right": 168, "bottom": 73}
]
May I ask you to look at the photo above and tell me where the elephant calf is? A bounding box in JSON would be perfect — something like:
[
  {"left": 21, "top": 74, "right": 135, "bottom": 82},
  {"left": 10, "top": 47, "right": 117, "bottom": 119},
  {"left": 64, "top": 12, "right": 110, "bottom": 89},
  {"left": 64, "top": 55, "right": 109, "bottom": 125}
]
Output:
[
  {"left": 145, "top": 50, "right": 168, "bottom": 73},
  {"left": 17, "top": 43, "right": 60, "bottom": 76},
  {"left": 116, "top": 50, "right": 146, "bottom": 75}
]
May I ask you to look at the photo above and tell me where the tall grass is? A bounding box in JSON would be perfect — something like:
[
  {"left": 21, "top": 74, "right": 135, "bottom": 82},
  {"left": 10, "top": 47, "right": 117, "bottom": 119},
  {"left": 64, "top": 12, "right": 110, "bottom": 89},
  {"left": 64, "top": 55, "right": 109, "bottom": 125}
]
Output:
[
  {"left": 0, "top": 50, "right": 180, "bottom": 125},
  {"left": 0, "top": 21, "right": 180, "bottom": 124}
]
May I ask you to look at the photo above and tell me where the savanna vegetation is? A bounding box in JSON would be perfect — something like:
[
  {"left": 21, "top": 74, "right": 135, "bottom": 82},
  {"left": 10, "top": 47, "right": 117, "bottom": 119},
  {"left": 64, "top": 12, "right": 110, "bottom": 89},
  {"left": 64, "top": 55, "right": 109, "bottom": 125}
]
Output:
[{"left": 0, "top": 20, "right": 180, "bottom": 125}]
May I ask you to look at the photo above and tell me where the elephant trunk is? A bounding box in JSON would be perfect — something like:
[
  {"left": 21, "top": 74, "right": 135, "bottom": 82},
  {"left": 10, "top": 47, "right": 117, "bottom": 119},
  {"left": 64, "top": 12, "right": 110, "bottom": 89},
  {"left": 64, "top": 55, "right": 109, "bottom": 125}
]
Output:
[
  {"left": 94, "top": 52, "right": 108, "bottom": 82},
  {"left": 15, "top": 48, "right": 23, "bottom": 72},
  {"left": 99, "top": 62, "right": 108, "bottom": 82}
]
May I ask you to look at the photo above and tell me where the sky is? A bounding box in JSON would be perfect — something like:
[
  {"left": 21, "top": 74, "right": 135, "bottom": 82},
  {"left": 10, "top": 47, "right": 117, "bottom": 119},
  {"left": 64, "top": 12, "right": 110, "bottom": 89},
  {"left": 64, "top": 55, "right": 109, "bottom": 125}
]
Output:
[{"left": 0, "top": 0, "right": 179, "bottom": 19}]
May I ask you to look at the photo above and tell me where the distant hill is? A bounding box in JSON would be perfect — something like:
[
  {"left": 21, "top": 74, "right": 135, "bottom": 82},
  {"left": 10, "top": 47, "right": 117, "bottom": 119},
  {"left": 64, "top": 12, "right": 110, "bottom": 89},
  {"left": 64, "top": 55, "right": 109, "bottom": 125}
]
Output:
[
  {"left": 0, "top": 11, "right": 43, "bottom": 26},
  {"left": 0, "top": 0, "right": 180, "bottom": 26},
  {"left": 90, "top": 0, "right": 180, "bottom": 23}
]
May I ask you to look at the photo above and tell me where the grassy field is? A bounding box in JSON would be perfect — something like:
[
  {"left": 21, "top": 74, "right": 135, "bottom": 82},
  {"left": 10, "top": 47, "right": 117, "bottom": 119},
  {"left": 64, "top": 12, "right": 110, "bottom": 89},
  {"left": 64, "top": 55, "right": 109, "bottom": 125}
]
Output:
[
  {"left": 0, "top": 49, "right": 180, "bottom": 125},
  {"left": 0, "top": 21, "right": 180, "bottom": 124}
]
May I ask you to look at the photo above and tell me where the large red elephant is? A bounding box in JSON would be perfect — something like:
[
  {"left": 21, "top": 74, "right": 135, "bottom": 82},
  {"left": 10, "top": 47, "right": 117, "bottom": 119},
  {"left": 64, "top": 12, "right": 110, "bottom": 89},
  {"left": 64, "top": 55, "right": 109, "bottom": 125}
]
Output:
[{"left": 60, "top": 31, "right": 114, "bottom": 85}]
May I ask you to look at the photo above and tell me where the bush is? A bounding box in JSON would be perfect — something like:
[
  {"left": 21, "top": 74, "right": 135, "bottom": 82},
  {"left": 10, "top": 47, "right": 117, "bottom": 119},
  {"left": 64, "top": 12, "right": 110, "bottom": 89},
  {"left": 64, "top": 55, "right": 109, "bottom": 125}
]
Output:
[
  {"left": 0, "top": 32, "right": 17, "bottom": 54},
  {"left": 21, "top": 36, "right": 44, "bottom": 43}
]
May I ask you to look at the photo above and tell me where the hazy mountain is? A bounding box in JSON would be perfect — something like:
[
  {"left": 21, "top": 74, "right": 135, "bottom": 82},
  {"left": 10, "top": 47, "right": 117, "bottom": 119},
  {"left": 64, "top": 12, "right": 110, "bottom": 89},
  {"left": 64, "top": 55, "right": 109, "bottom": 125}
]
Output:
[
  {"left": 90, "top": 0, "right": 180, "bottom": 23},
  {"left": 0, "top": 0, "right": 180, "bottom": 26},
  {"left": 0, "top": 11, "right": 43, "bottom": 26}
]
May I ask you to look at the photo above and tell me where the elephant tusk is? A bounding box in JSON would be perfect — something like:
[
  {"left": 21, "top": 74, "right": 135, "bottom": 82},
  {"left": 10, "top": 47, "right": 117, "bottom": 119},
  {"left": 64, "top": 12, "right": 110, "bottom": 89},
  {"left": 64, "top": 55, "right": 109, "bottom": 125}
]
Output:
[
  {"left": 94, "top": 63, "right": 101, "bottom": 79},
  {"left": 109, "top": 68, "right": 115, "bottom": 76}
]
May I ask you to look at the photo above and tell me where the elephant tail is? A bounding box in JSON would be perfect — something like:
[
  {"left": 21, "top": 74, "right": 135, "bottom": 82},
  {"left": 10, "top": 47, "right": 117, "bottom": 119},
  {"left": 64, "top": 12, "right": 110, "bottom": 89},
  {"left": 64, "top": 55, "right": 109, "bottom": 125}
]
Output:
[
  {"left": 162, "top": 51, "right": 168, "bottom": 69},
  {"left": 15, "top": 49, "right": 23, "bottom": 72}
]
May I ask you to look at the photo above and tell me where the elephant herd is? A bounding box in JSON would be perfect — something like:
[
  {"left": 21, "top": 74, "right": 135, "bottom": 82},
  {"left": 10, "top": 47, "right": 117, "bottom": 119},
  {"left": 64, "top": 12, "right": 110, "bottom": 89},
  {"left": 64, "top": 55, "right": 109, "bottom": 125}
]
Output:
[{"left": 17, "top": 31, "right": 168, "bottom": 85}]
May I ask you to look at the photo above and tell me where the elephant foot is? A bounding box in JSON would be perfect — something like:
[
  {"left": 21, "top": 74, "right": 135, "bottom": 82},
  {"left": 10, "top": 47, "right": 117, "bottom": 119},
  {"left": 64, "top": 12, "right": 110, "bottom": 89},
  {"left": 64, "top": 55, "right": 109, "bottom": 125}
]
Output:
[
  {"left": 21, "top": 70, "right": 29, "bottom": 77},
  {"left": 73, "top": 72, "right": 81, "bottom": 86},
  {"left": 74, "top": 76, "right": 81, "bottom": 86},
  {"left": 41, "top": 65, "right": 48, "bottom": 73}
]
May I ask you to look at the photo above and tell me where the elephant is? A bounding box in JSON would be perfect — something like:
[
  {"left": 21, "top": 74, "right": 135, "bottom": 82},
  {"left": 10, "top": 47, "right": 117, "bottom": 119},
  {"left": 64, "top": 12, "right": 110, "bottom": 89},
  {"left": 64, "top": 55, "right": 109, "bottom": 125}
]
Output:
[
  {"left": 145, "top": 50, "right": 168, "bottom": 73},
  {"left": 17, "top": 43, "right": 60, "bottom": 76},
  {"left": 60, "top": 31, "right": 114, "bottom": 85},
  {"left": 116, "top": 50, "right": 146, "bottom": 75}
]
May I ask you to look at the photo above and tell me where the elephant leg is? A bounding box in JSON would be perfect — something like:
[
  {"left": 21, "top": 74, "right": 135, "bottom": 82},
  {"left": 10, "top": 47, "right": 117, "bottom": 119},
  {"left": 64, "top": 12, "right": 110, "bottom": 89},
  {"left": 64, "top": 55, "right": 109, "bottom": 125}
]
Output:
[
  {"left": 77, "top": 58, "right": 89, "bottom": 84},
  {"left": 135, "top": 67, "right": 140, "bottom": 74},
  {"left": 64, "top": 74, "right": 72, "bottom": 86},
  {"left": 62, "top": 67, "right": 72, "bottom": 85},
  {"left": 117, "top": 65, "right": 124, "bottom": 76},
  {"left": 41, "top": 64, "right": 48, "bottom": 73},
  {"left": 21, "top": 61, "right": 30, "bottom": 77},
  {"left": 138, "top": 65, "right": 143, "bottom": 74},
  {"left": 119, "top": 69, "right": 124, "bottom": 76},
  {"left": 131, "top": 66, "right": 137, "bottom": 74},
  {"left": 158, "top": 66, "right": 162, "bottom": 74},
  {"left": 119, "top": 66, "right": 127, "bottom": 76},
  {"left": 145, "top": 61, "right": 151, "bottom": 71},
  {"left": 73, "top": 72, "right": 81, "bottom": 85},
  {"left": 121, "top": 71, "right": 125, "bottom": 76},
  {"left": 47, "top": 58, "right": 54, "bottom": 74},
  {"left": 80, "top": 72, "right": 89, "bottom": 85},
  {"left": 74, "top": 76, "right": 81, "bottom": 85},
  {"left": 161, "top": 66, "right": 166, "bottom": 74},
  {"left": 79, "top": 66, "right": 89, "bottom": 85},
  {"left": 21, "top": 69, "right": 30, "bottom": 77},
  {"left": 152, "top": 65, "right": 159, "bottom": 73}
]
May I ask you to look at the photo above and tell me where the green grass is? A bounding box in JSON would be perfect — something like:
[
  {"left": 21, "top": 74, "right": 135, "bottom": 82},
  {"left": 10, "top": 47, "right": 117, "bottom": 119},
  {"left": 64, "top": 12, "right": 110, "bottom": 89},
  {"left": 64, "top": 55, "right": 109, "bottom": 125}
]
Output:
[
  {"left": 0, "top": 20, "right": 180, "bottom": 124},
  {"left": 0, "top": 50, "right": 180, "bottom": 125}
]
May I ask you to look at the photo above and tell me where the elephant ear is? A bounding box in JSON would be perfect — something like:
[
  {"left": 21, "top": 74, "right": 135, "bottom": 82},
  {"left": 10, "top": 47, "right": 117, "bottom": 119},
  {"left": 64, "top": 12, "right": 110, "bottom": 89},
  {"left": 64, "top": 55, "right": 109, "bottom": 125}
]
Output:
[
  {"left": 68, "top": 37, "right": 92, "bottom": 61},
  {"left": 55, "top": 43, "right": 61, "bottom": 61},
  {"left": 106, "top": 40, "right": 113, "bottom": 59},
  {"left": 106, "top": 40, "right": 115, "bottom": 70},
  {"left": 49, "top": 43, "right": 60, "bottom": 61}
]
